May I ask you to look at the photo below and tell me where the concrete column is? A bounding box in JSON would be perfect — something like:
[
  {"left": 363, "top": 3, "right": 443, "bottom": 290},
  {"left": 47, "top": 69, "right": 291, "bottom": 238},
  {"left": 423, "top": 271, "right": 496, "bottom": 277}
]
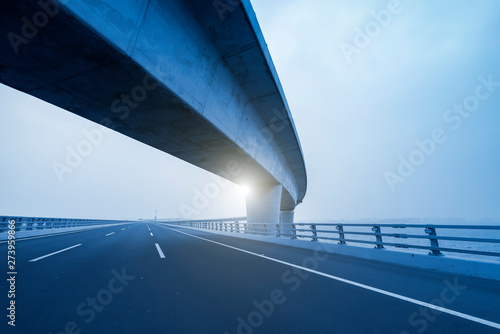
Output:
[
  {"left": 280, "top": 210, "right": 294, "bottom": 238},
  {"left": 245, "top": 184, "right": 282, "bottom": 235}
]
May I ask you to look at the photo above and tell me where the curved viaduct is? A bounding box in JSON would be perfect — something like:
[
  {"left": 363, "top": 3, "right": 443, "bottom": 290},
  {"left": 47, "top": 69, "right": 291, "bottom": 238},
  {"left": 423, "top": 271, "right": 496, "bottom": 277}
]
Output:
[{"left": 0, "top": 0, "right": 307, "bottom": 225}]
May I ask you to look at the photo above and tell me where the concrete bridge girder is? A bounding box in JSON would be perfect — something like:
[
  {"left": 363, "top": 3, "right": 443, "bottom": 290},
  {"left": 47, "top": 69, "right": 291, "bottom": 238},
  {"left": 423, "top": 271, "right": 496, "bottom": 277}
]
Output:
[{"left": 0, "top": 0, "right": 307, "bottom": 226}]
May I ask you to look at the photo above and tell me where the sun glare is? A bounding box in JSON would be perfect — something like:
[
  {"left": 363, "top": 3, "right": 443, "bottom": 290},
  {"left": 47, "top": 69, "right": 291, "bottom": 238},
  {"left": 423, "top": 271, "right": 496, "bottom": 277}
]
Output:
[{"left": 240, "top": 184, "right": 251, "bottom": 196}]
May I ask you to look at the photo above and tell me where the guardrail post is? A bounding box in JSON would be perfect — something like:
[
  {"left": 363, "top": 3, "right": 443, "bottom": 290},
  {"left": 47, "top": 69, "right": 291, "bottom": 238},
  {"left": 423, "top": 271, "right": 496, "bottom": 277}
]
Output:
[
  {"left": 235, "top": 221, "right": 239, "bottom": 233},
  {"left": 276, "top": 224, "right": 280, "bottom": 238},
  {"left": 311, "top": 224, "right": 318, "bottom": 241},
  {"left": 291, "top": 224, "right": 297, "bottom": 239},
  {"left": 425, "top": 227, "right": 442, "bottom": 256},
  {"left": 336, "top": 225, "right": 346, "bottom": 244},
  {"left": 372, "top": 226, "right": 384, "bottom": 249}
]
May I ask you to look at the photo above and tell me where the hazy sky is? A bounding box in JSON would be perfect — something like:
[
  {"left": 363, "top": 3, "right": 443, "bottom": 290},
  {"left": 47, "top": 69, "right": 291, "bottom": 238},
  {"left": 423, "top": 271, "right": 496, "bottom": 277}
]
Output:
[{"left": 1, "top": 0, "right": 500, "bottom": 221}]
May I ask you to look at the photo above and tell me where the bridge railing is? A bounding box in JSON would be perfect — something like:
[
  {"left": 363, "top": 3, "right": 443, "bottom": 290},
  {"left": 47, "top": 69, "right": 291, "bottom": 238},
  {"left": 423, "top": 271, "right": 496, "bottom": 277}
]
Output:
[
  {"left": 165, "top": 219, "right": 500, "bottom": 258},
  {"left": 0, "top": 216, "right": 131, "bottom": 233}
]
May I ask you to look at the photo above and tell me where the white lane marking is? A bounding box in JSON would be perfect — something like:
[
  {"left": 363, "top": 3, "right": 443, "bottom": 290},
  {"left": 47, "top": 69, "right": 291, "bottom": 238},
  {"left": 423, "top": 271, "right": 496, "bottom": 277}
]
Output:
[
  {"left": 150, "top": 233, "right": 153, "bottom": 236},
  {"left": 155, "top": 243, "right": 165, "bottom": 258},
  {"left": 105, "top": 232, "right": 115, "bottom": 237},
  {"left": 29, "top": 244, "right": 82, "bottom": 262},
  {"left": 158, "top": 225, "right": 500, "bottom": 331},
  {"left": 121, "top": 228, "right": 126, "bottom": 231},
  {"left": 0, "top": 224, "right": 130, "bottom": 244}
]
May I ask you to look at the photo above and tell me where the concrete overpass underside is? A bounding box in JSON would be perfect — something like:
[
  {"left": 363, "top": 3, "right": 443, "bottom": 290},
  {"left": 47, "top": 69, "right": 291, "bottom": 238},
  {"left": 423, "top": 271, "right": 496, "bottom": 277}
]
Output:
[{"left": 0, "top": 0, "right": 307, "bottom": 225}]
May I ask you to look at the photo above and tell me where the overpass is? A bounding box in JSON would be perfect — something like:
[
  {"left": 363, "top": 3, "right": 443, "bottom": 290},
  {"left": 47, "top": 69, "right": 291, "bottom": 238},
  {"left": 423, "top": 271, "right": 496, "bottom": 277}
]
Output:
[{"left": 0, "top": 0, "right": 306, "bottom": 225}]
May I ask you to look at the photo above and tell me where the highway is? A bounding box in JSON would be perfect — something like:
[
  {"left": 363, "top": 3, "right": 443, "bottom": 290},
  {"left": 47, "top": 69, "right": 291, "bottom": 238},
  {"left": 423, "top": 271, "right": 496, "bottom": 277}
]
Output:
[{"left": 1, "top": 223, "right": 499, "bottom": 334}]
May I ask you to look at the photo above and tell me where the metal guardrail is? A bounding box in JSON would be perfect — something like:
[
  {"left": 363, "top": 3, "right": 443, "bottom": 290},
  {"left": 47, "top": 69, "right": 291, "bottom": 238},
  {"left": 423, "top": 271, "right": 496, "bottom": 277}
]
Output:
[
  {"left": 154, "top": 217, "right": 247, "bottom": 224},
  {"left": 0, "top": 216, "right": 131, "bottom": 233},
  {"left": 165, "top": 219, "right": 500, "bottom": 258}
]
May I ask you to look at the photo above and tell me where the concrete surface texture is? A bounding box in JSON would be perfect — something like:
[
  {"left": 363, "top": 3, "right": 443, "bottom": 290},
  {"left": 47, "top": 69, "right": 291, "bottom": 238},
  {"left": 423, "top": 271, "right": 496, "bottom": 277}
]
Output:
[{"left": 0, "top": 0, "right": 307, "bottom": 224}]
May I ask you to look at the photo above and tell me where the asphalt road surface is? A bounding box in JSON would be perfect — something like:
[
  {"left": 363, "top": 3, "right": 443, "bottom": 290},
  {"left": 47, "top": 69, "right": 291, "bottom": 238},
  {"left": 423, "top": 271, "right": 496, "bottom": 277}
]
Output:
[{"left": 1, "top": 222, "right": 499, "bottom": 333}]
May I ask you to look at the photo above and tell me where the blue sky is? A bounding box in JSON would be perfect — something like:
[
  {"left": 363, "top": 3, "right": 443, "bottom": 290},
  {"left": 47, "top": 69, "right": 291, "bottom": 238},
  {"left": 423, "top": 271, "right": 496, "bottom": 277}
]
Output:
[{"left": 1, "top": 0, "right": 500, "bottom": 221}]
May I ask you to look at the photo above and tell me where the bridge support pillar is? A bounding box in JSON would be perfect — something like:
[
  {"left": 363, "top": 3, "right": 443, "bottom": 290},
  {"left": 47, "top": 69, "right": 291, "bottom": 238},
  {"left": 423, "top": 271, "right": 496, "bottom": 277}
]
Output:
[
  {"left": 245, "top": 184, "right": 282, "bottom": 235},
  {"left": 280, "top": 210, "right": 295, "bottom": 238}
]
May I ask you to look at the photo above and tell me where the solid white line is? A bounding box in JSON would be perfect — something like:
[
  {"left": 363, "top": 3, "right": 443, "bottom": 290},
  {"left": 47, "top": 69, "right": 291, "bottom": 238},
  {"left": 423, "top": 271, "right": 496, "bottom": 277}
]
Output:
[
  {"left": 158, "top": 225, "right": 500, "bottom": 331},
  {"left": 155, "top": 243, "right": 165, "bottom": 258},
  {"left": 0, "top": 224, "right": 130, "bottom": 244},
  {"left": 29, "top": 244, "right": 82, "bottom": 262},
  {"left": 105, "top": 232, "right": 115, "bottom": 236}
]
